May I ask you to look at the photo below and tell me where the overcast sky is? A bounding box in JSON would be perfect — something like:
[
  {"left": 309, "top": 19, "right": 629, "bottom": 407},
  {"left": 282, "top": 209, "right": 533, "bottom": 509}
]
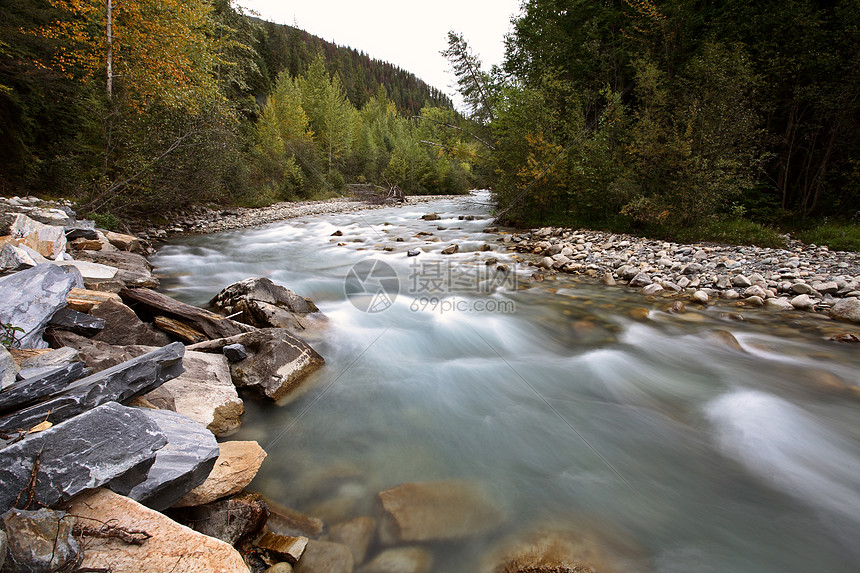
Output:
[{"left": 236, "top": 0, "right": 522, "bottom": 107}]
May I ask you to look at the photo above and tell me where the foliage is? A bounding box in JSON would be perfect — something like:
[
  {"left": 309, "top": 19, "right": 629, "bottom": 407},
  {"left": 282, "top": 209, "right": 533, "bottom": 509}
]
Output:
[
  {"left": 1, "top": 323, "right": 23, "bottom": 348},
  {"left": 795, "top": 221, "right": 860, "bottom": 253}
]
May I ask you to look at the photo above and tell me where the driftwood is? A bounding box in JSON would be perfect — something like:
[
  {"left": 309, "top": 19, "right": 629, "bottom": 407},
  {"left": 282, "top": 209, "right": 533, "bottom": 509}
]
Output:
[
  {"left": 348, "top": 183, "right": 406, "bottom": 205},
  {"left": 153, "top": 316, "right": 207, "bottom": 344},
  {"left": 119, "top": 288, "right": 254, "bottom": 341}
]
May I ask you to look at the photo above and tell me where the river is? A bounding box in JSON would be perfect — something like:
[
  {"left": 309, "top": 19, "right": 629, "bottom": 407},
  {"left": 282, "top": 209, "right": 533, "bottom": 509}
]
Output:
[{"left": 151, "top": 192, "right": 860, "bottom": 572}]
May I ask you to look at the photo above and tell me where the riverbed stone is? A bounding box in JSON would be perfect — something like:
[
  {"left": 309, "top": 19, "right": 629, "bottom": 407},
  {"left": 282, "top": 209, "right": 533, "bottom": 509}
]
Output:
[
  {"left": 377, "top": 480, "right": 506, "bottom": 544},
  {"left": 363, "top": 547, "right": 433, "bottom": 573},
  {"left": 829, "top": 298, "right": 860, "bottom": 323},
  {"left": 1, "top": 346, "right": 17, "bottom": 389},
  {"left": 629, "top": 272, "right": 652, "bottom": 288},
  {"left": 223, "top": 342, "right": 248, "bottom": 362},
  {"left": 744, "top": 285, "right": 768, "bottom": 299},
  {"left": 293, "top": 539, "right": 353, "bottom": 573},
  {"left": 790, "top": 282, "right": 815, "bottom": 295},
  {"left": 766, "top": 297, "right": 795, "bottom": 311},
  {"left": 1, "top": 508, "right": 79, "bottom": 572},
  {"left": 173, "top": 440, "right": 267, "bottom": 507},
  {"left": 0, "top": 263, "right": 83, "bottom": 349},
  {"left": 691, "top": 290, "right": 709, "bottom": 304},
  {"left": 441, "top": 244, "right": 459, "bottom": 255},
  {"left": 66, "top": 488, "right": 249, "bottom": 573},
  {"left": 326, "top": 516, "right": 375, "bottom": 564},
  {"left": 790, "top": 294, "right": 815, "bottom": 310},
  {"left": 120, "top": 408, "right": 220, "bottom": 511},
  {"left": 189, "top": 328, "right": 324, "bottom": 402},
  {"left": 0, "top": 402, "right": 166, "bottom": 512}
]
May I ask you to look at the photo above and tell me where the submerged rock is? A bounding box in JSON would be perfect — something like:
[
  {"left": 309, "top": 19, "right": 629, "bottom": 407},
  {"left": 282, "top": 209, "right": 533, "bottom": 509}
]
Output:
[
  {"left": 0, "top": 264, "right": 83, "bottom": 349},
  {"left": 830, "top": 298, "right": 860, "bottom": 323},
  {"left": 377, "top": 480, "right": 506, "bottom": 544},
  {"left": 67, "top": 488, "right": 249, "bottom": 573},
  {"left": 293, "top": 539, "right": 353, "bottom": 573},
  {"left": 363, "top": 547, "right": 433, "bottom": 573},
  {"left": 326, "top": 516, "right": 375, "bottom": 564},
  {"left": 0, "top": 402, "right": 167, "bottom": 512}
]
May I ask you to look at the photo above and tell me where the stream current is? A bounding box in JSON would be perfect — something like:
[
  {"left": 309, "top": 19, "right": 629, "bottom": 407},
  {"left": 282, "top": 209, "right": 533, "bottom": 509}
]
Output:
[{"left": 151, "top": 192, "right": 860, "bottom": 572}]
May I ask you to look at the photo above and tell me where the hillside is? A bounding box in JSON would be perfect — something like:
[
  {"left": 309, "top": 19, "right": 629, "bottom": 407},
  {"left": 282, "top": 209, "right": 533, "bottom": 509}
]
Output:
[{"left": 254, "top": 19, "right": 453, "bottom": 115}]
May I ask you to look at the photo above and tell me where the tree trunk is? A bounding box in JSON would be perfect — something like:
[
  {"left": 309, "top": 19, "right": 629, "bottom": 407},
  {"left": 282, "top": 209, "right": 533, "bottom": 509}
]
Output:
[{"left": 106, "top": 0, "right": 113, "bottom": 97}]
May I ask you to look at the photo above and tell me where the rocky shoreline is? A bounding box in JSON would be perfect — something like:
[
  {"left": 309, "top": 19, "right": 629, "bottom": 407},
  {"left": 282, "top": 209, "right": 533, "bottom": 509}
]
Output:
[{"left": 1, "top": 192, "right": 858, "bottom": 572}]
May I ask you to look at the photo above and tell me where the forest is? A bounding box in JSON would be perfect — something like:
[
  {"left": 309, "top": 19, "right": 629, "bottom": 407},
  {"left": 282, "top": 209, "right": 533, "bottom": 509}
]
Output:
[
  {"left": 0, "top": 0, "right": 477, "bottom": 221},
  {"left": 1, "top": 0, "right": 858, "bottom": 248},
  {"left": 447, "top": 0, "right": 859, "bottom": 248}
]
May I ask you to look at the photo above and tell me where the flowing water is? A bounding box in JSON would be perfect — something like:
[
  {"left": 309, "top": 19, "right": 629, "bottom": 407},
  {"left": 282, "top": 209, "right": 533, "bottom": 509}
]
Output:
[{"left": 151, "top": 192, "right": 860, "bottom": 572}]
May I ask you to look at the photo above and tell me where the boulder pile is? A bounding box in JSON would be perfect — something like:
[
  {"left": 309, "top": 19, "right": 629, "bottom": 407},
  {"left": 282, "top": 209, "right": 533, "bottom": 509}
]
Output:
[{"left": 0, "top": 196, "right": 329, "bottom": 572}]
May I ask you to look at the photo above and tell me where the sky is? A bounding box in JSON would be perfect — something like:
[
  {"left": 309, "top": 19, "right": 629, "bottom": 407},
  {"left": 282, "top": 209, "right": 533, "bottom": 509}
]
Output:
[{"left": 236, "top": 0, "right": 522, "bottom": 108}]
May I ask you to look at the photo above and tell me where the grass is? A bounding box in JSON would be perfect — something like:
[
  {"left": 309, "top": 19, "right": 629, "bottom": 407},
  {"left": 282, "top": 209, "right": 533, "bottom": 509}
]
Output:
[
  {"left": 667, "top": 218, "right": 787, "bottom": 249},
  {"left": 795, "top": 221, "right": 860, "bottom": 252}
]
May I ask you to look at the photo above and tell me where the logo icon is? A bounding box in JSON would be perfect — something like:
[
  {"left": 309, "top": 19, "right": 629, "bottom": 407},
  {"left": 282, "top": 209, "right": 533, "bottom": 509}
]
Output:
[{"left": 344, "top": 259, "right": 399, "bottom": 313}]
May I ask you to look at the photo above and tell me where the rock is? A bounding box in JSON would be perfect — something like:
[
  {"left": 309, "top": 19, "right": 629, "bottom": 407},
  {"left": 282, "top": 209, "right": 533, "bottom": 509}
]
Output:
[
  {"left": 223, "top": 343, "right": 248, "bottom": 362},
  {"left": 293, "top": 539, "right": 353, "bottom": 573},
  {"left": 256, "top": 532, "right": 309, "bottom": 564},
  {"left": 0, "top": 264, "right": 82, "bottom": 349},
  {"left": 154, "top": 315, "right": 207, "bottom": 343},
  {"left": 813, "top": 281, "right": 839, "bottom": 295},
  {"left": 121, "top": 287, "right": 254, "bottom": 340},
  {"left": 628, "top": 272, "right": 651, "bottom": 288},
  {"left": 421, "top": 213, "right": 440, "bottom": 221},
  {"left": 830, "top": 298, "right": 860, "bottom": 323},
  {"left": 189, "top": 329, "right": 324, "bottom": 402},
  {"left": 615, "top": 265, "right": 639, "bottom": 280},
  {"left": 66, "top": 488, "right": 249, "bottom": 572},
  {"left": 173, "top": 491, "right": 270, "bottom": 546},
  {"left": 441, "top": 244, "right": 459, "bottom": 255},
  {"left": 331, "top": 230, "right": 343, "bottom": 237},
  {"left": 0, "top": 528, "right": 5, "bottom": 570},
  {"left": 601, "top": 273, "right": 616, "bottom": 286},
  {"left": 363, "top": 547, "right": 433, "bottom": 573},
  {"left": 210, "top": 277, "right": 320, "bottom": 331},
  {"left": 790, "top": 294, "right": 814, "bottom": 311},
  {"left": 267, "top": 564, "right": 294, "bottom": 573},
  {"left": 136, "top": 350, "right": 244, "bottom": 436},
  {"left": 173, "top": 440, "right": 267, "bottom": 507},
  {"left": 266, "top": 503, "right": 327, "bottom": 539},
  {"left": 1, "top": 508, "right": 79, "bottom": 572},
  {"left": 104, "top": 230, "right": 141, "bottom": 251},
  {"left": 732, "top": 275, "right": 752, "bottom": 288},
  {"left": 64, "top": 226, "right": 99, "bottom": 241},
  {"left": 668, "top": 301, "right": 686, "bottom": 314},
  {"left": 9, "top": 214, "right": 67, "bottom": 259},
  {"left": 642, "top": 283, "right": 663, "bottom": 295},
  {"left": 0, "top": 361, "right": 88, "bottom": 415},
  {"left": 326, "top": 516, "right": 375, "bottom": 564},
  {"left": 54, "top": 259, "right": 119, "bottom": 283},
  {"left": 406, "top": 249, "right": 420, "bottom": 257},
  {"left": 682, "top": 263, "right": 704, "bottom": 275},
  {"left": 89, "top": 298, "right": 173, "bottom": 346},
  {"left": 18, "top": 346, "right": 80, "bottom": 370},
  {"left": 48, "top": 307, "right": 107, "bottom": 336},
  {"left": 715, "top": 275, "right": 732, "bottom": 289},
  {"left": 766, "top": 297, "right": 795, "bottom": 311},
  {"left": 74, "top": 250, "right": 158, "bottom": 288},
  {"left": 691, "top": 290, "right": 709, "bottom": 304},
  {"left": 745, "top": 296, "right": 765, "bottom": 307},
  {"left": 119, "top": 408, "right": 220, "bottom": 511},
  {"left": 0, "top": 243, "right": 37, "bottom": 272},
  {"left": 0, "top": 342, "right": 184, "bottom": 433},
  {"left": 65, "top": 287, "right": 123, "bottom": 312},
  {"left": 377, "top": 480, "right": 506, "bottom": 544},
  {"left": 0, "top": 402, "right": 167, "bottom": 512},
  {"left": 790, "top": 282, "right": 815, "bottom": 295},
  {"left": 1, "top": 346, "right": 17, "bottom": 390},
  {"left": 744, "top": 285, "right": 768, "bottom": 299}
]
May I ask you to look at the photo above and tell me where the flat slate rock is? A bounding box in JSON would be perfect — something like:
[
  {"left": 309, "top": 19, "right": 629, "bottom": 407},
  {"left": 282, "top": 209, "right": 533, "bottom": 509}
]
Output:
[
  {"left": 120, "top": 408, "right": 219, "bottom": 511},
  {"left": 74, "top": 250, "right": 158, "bottom": 288},
  {"left": 0, "top": 342, "right": 184, "bottom": 433},
  {"left": 0, "top": 264, "right": 83, "bottom": 349},
  {"left": 0, "top": 402, "right": 167, "bottom": 513},
  {"left": 48, "top": 307, "right": 107, "bottom": 336},
  {"left": 0, "top": 361, "right": 88, "bottom": 415}
]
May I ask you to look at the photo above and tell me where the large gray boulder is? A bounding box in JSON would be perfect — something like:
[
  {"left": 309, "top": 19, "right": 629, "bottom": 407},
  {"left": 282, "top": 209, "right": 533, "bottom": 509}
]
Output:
[
  {"left": 9, "top": 213, "right": 67, "bottom": 259},
  {"left": 189, "top": 328, "right": 324, "bottom": 401},
  {"left": 74, "top": 249, "right": 158, "bottom": 288},
  {"left": 0, "top": 402, "right": 167, "bottom": 512},
  {"left": 0, "top": 342, "right": 184, "bottom": 433},
  {"left": 120, "top": 408, "right": 220, "bottom": 511},
  {"left": 210, "top": 277, "right": 321, "bottom": 330},
  {"left": 0, "top": 264, "right": 83, "bottom": 349}
]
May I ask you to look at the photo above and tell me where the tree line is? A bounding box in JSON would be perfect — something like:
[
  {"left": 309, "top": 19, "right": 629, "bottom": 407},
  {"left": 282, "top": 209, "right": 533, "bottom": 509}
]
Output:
[
  {"left": 0, "top": 0, "right": 474, "bottom": 221},
  {"left": 447, "top": 0, "right": 860, "bottom": 238}
]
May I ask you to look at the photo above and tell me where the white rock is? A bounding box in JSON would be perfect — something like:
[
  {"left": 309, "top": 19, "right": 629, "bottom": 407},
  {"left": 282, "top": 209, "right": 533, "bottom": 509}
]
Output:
[
  {"left": 9, "top": 214, "right": 67, "bottom": 260},
  {"left": 691, "top": 291, "right": 709, "bottom": 304},
  {"left": 790, "top": 294, "right": 814, "bottom": 310}
]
